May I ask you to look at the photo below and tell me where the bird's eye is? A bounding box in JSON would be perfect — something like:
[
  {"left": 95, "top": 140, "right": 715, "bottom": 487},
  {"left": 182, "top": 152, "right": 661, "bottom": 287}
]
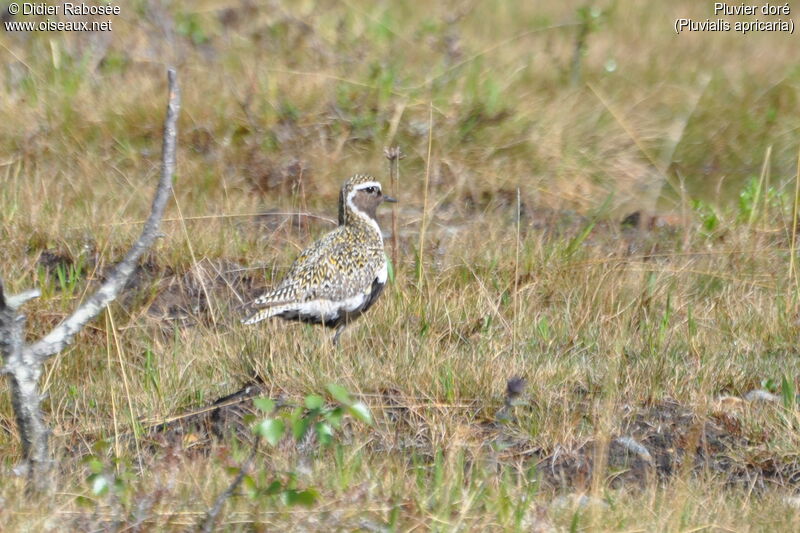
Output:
[{"left": 364, "top": 186, "right": 376, "bottom": 194}]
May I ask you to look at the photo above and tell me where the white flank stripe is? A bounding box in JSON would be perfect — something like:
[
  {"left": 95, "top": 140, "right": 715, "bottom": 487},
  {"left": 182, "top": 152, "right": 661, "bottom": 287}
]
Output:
[
  {"left": 376, "top": 261, "right": 388, "bottom": 284},
  {"left": 242, "top": 293, "right": 368, "bottom": 325}
]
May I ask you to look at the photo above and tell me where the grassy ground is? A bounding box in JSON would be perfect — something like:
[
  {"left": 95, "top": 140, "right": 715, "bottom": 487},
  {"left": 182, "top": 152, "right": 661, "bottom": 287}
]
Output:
[{"left": 3, "top": 0, "right": 800, "bottom": 530}]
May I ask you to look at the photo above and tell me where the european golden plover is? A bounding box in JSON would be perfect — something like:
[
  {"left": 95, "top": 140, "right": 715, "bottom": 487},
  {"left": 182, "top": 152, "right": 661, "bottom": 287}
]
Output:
[{"left": 243, "top": 174, "right": 397, "bottom": 344}]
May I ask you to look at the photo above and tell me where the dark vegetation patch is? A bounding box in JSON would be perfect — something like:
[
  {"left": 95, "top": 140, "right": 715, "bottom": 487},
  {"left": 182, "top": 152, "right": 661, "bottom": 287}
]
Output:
[
  {"left": 36, "top": 249, "right": 78, "bottom": 278},
  {"left": 143, "top": 258, "right": 256, "bottom": 328},
  {"left": 244, "top": 152, "right": 312, "bottom": 197},
  {"left": 538, "top": 400, "right": 800, "bottom": 491},
  {"left": 30, "top": 245, "right": 258, "bottom": 330},
  {"left": 143, "top": 379, "right": 268, "bottom": 454},
  {"left": 34, "top": 245, "right": 96, "bottom": 293},
  {"left": 117, "top": 381, "right": 800, "bottom": 495}
]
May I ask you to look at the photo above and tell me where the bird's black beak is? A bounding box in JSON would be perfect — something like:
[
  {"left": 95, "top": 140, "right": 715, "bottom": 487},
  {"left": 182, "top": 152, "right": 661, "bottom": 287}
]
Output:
[{"left": 383, "top": 195, "right": 398, "bottom": 203}]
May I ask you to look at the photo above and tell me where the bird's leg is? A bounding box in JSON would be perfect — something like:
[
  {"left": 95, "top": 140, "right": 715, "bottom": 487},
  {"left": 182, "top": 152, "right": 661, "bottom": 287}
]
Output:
[{"left": 332, "top": 324, "right": 346, "bottom": 347}]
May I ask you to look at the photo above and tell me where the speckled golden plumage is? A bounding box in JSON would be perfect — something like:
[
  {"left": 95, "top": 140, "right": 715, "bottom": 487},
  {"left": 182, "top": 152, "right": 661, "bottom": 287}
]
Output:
[{"left": 243, "top": 174, "right": 396, "bottom": 342}]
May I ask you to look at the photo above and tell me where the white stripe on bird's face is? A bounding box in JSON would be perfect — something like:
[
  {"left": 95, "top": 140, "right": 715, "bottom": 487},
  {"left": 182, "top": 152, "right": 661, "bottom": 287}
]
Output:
[
  {"left": 353, "top": 181, "right": 382, "bottom": 192},
  {"left": 346, "top": 182, "right": 383, "bottom": 234}
]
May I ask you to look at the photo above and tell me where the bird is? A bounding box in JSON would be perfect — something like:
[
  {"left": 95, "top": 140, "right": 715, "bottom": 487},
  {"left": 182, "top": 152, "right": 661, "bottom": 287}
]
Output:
[{"left": 243, "top": 173, "right": 397, "bottom": 345}]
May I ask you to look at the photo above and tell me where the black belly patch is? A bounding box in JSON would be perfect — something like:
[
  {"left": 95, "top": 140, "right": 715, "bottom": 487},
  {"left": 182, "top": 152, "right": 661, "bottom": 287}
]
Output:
[{"left": 277, "top": 277, "right": 386, "bottom": 329}]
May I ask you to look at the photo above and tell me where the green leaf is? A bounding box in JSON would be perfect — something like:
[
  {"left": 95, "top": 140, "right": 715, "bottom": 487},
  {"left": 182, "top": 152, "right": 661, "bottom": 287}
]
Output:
[
  {"left": 255, "top": 418, "right": 285, "bottom": 446},
  {"left": 90, "top": 474, "right": 110, "bottom": 496},
  {"left": 86, "top": 458, "right": 104, "bottom": 475},
  {"left": 326, "top": 383, "right": 352, "bottom": 405},
  {"left": 292, "top": 415, "right": 312, "bottom": 442},
  {"left": 782, "top": 375, "right": 796, "bottom": 409},
  {"left": 563, "top": 220, "right": 596, "bottom": 259},
  {"left": 283, "top": 488, "right": 318, "bottom": 507},
  {"left": 253, "top": 397, "right": 276, "bottom": 414},
  {"left": 76, "top": 495, "right": 94, "bottom": 507},
  {"left": 386, "top": 255, "right": 395, "bottom": 283},
  {"left": 327, "top": 406, "right": 345, "bottom": 428},
  {"left": 348, "top": 401, "right": 373, "bottom": 425},
  {"left": 305, "top": 394, "right": 325, "bottom": 410},
  {"left": 314, "top": 421, "right": 334, "bottom": 446},
  {"left": 242, "top": 474, "right": 257, "bottom": 497},
  {"left": 113, "top": 478, "right": 127, "bottom": 494},
  {"left": 92, "top": 440, "right": 111, "bottom": 454},
  {"left": 263, "top": 480, "right": 283, "bottom": 496},
  {"left": 290, "top": 406, "right": 310, "bottom": 440}
]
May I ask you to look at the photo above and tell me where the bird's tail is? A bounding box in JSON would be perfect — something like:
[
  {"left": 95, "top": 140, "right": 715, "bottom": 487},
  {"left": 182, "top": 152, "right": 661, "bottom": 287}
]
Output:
[{"left": 242, "top": 307, "right": 281, "bottom": 325}]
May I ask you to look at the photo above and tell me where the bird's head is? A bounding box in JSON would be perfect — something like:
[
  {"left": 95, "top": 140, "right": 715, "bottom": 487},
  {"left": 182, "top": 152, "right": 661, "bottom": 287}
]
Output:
[{"left": 338, "top": 174, "right": 397, "bottom": 225}]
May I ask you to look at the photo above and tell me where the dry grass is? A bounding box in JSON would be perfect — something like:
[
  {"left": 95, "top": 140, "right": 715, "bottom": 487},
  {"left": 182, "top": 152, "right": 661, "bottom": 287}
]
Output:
[{"left": 3, "top": 0, "right": 800, "bottom": 530}]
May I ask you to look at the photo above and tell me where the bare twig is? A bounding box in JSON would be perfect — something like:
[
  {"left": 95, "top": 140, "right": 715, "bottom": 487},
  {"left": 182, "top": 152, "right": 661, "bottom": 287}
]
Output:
[
  {"left": 2, "top": 288, "right": 41, "bottom": 310},
  {"left": 0, "top": 68, "right": 181, "bottom": 487},
  {"left": 790, "top": 145, "right": 800, "bottom": 314},
  {"left": 25, "top": 69, "right": 180, "bottom": 361},
  {"left": 0, "top": 281, "right": 47, "bottom": 486},
  {"left": 418, "top": 105, "right": 434, "bottom": 285},
  {"left": 569, "top": 17, "right": 590, "bottom": 87},
  {"left": 199, "top": 437, "right": 261, "bottom": 533},
  {"left": 512, "top": 188, "right": 521, "bottom": 358},
  {"left": 384, "top": 146, "right": 404, "bottom": 274}
]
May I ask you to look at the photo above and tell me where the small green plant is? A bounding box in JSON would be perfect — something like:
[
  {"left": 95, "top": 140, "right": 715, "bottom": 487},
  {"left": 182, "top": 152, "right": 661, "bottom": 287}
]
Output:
[
  {"left": 761, "top": 377, "right": 779, "bottom": 394},
  {"left": 536, "top": 316, "right": 551, "bottom": 341},
  {"left": 571, "top": 4, "right": 610, "bottom": 85},
  {"left": 175, "top": 11, "right": 211, "bottom": 45},
  {"left": 737, "top": 175, "right": 786, "bottom": 224},
  {"left": 780, "top": 375, "right": 796, "bottom": 409},
  {"left": 693, "top": 199, "right": 720, "bottom": 235},
  {"left": 738, "top": 176, "right": 762, "bottom": 222},
  {"left": 253, "top": 385, "right": 371, "bottom": 448},
  {"left": 199, "top": 385, "right": 374, "bottom": 530},
  {"left": 55, "top": 259, "right": 85, "bottom": 297},
  {"left": 241, "top": 385, "right": 372, "bottom": 504},
  {"left": 78, "top": 441, "right": 134, "bottom": 509}
]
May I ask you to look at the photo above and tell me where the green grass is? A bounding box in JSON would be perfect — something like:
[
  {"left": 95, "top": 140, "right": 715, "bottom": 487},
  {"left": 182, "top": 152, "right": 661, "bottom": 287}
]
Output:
[{"left": 3, "top": 0, "right": 800, "bottom": 530}]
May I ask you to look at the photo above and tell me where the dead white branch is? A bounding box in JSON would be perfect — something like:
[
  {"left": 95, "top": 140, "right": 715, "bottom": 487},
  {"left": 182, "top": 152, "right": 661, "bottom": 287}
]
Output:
[
  {"left": 2, "top": 289, "right": 41, "bottom": 311},
  {"left": 25, "top": 69, "right": 180, "bottom": 361},
  {"left": 0, "top": 68, "right": 180, "bottom": 487}
]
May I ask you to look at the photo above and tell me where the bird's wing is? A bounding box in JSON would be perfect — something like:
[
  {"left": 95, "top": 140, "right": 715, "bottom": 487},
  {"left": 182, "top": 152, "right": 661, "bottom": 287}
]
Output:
[
  {"left": 250, "top": 230, "right": 338, "bottom": 307},
  {"left": 251, "top": 229, "right": 382, "bottom": 307},
  {"left": 309, "top": 238, "right": 383, "bottom": 301}
]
